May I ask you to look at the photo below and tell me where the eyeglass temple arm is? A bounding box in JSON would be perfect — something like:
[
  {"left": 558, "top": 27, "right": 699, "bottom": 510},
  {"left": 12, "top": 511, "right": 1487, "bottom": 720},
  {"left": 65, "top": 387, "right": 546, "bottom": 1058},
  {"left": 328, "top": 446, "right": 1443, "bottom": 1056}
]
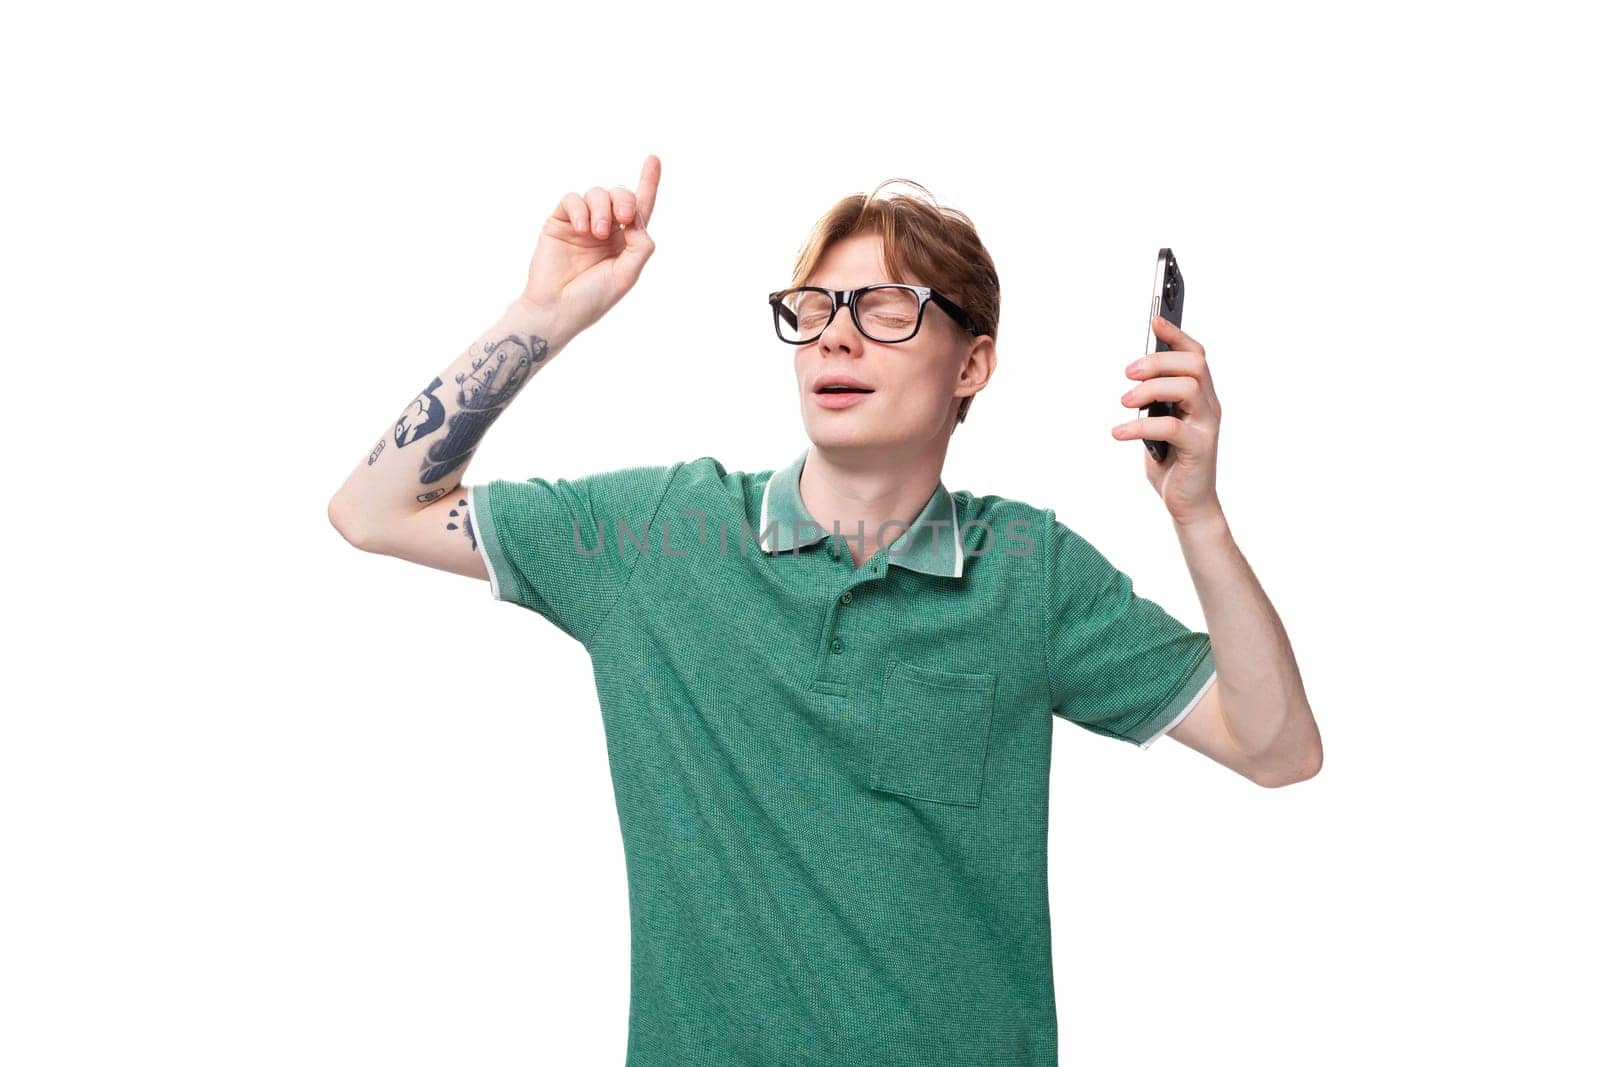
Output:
[{"left": 926, "top": 289, "right": 977, "bottom": 334}]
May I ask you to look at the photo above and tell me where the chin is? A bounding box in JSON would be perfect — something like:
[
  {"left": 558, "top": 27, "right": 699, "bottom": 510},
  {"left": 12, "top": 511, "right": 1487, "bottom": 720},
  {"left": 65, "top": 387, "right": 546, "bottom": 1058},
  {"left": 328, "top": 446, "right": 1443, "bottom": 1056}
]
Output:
[
  {"left": 800, "top": 413, "right": 914, "bottom": 454},
  {"left": 801, "top": 413, "right": 871, "bottom": 447}
]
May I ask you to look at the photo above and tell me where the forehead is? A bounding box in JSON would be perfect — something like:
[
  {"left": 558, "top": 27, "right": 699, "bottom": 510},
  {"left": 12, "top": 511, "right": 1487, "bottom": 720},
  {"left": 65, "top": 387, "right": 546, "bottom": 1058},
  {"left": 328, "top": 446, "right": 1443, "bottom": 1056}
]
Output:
[{"left": 807, "top": 232, "right": 925, "bottom": 288}]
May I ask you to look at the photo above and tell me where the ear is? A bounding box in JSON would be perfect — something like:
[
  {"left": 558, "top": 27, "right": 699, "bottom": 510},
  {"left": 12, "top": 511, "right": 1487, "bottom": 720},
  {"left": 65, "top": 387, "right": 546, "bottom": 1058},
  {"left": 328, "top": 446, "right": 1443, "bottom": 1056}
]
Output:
[{"left": 955, "top": 336, "right": 996, "bottom": 399}]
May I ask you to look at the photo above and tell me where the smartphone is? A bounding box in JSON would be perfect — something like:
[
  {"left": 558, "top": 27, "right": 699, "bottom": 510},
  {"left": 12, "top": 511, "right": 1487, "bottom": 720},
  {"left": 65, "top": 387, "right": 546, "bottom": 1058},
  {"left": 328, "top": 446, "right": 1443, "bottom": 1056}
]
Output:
[{"left": 1141, "top": 247, "right": 1185, "bottom": 462}]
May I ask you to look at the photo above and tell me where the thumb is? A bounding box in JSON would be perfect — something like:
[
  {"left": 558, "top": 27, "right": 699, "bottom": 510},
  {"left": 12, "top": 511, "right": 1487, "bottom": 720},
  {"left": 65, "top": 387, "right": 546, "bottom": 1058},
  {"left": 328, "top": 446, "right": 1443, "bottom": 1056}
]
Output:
[{"left": 614, "top": 217, "right": 655, "bottom": 277}]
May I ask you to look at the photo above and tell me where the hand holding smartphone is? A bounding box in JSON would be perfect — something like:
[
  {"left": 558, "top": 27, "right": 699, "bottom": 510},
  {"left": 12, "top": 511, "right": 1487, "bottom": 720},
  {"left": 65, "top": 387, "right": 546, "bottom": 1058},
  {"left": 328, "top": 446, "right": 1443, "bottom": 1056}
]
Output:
[{"left": 1141, "top": 247, "right": 1185, "bottom": 463}]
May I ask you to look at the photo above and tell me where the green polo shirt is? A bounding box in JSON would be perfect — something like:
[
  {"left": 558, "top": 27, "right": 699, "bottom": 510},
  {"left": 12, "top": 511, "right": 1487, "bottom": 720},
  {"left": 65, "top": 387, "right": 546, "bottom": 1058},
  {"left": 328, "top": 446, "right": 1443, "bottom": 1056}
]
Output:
[{"left": 466, "top": 448, "right": 1215, "bottom": 1066}]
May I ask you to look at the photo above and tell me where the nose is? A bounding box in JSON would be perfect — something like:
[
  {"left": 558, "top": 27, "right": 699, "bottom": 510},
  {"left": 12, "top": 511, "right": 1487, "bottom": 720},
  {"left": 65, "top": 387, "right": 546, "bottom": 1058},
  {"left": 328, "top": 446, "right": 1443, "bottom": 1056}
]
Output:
[{"left": 815, "top": 293, "right": 865, "bottom": 354}]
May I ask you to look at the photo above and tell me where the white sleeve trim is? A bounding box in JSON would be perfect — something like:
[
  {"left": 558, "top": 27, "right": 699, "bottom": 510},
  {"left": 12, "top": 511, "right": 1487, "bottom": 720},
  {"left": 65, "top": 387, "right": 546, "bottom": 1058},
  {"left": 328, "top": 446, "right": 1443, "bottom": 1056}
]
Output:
[
  {"left": 1138, "top": 668, "right": 1217, "bottom": 749},
  {"left": 465, "top": 485, "right": 501, "bottom": 601}
]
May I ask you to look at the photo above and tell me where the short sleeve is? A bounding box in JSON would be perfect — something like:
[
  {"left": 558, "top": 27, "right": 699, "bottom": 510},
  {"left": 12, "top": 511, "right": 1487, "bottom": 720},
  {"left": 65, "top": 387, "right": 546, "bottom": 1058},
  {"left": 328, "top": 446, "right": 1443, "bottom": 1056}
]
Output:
[
  {"left": 466, "top": 462, "right": 680, "bottom": 646},
  {"left": 1043, "top": 511, "right": 1217, "bottom": 748}
]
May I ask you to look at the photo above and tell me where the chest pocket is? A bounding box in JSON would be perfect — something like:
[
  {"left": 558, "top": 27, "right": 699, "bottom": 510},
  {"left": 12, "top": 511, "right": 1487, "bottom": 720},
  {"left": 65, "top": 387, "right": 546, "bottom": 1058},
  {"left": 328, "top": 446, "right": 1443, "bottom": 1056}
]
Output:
[{"left": 870, "top": 661, "right": 999, "bottom": 807}]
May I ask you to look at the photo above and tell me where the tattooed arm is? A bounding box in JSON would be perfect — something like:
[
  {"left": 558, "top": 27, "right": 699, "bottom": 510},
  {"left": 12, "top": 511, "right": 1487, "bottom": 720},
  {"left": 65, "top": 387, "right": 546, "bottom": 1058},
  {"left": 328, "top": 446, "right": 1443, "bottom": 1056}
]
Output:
[
  {"left": 327, "top": 298, "right": 573, "bottom": 577},
  {"left": 329, "top": 156, "right": 662, "bottom": 580}
]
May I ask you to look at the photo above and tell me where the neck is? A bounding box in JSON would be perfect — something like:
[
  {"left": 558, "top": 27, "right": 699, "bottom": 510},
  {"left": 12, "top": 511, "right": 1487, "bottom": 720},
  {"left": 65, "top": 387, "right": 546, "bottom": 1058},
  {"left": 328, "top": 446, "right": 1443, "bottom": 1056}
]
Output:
[{"left": 799, "top": 443, "right": 948, "bottom": 568}]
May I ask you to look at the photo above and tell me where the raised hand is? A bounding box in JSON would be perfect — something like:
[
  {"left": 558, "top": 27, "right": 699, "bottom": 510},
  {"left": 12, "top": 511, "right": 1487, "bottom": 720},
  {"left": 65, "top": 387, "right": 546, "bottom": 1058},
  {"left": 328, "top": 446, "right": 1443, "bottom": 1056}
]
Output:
[
  {"left": 1113, "top": 313, "right": 1224, "bottom": 528},
  {"left": 518, "top": 154, "right": 661, "bottom": 340}
]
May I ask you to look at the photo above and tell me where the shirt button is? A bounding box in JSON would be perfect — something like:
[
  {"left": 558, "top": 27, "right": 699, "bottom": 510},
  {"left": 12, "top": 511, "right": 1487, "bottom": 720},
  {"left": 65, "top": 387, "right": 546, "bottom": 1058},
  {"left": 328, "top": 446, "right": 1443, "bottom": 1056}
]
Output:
[
  {"left": 840, "top": 591, "right": 853, "bottom": 604},
  {"left": 830, "top": 638, "right": 843, "bottom": 654}
]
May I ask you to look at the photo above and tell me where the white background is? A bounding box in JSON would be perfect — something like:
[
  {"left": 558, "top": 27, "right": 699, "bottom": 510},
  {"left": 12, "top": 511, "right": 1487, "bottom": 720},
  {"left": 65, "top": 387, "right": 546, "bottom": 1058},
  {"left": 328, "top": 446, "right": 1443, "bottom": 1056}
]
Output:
[{"left": 4, "top": 1, "right": 1595, "bottom": 1064}]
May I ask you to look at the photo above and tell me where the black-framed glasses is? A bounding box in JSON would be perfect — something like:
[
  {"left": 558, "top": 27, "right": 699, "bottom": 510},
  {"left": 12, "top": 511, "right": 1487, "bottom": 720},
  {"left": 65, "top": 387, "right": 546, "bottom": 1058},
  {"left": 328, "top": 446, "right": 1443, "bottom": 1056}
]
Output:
[{"left": 767, "top": 284, "right": 978, "bottom": 345}]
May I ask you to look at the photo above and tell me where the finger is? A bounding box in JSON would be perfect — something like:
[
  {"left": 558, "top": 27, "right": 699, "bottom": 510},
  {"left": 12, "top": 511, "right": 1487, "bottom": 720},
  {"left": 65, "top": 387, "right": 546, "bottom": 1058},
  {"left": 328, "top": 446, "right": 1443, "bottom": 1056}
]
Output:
[
  {"left": 609, "top": 184, "right": 638, "bottom": 227},
  {"left": 1121, "top": 375, "right": 1201, "bottom": 411},
  {"left": 1127, "top": 350, "right": 1205, "bottom": 381},
  {"left": 585, "top": 187, "right": 614, "bottom": 238},
  {"left": 560, "top": 192, "right": 589, "bottom": 236},
  {"left": 1131, "top": 349, "right": 1220, "bottom": 414},
  {"left": 1151, "top": 314, "right": 1206, "bottom": 358},
  {"left": 1110, "top": 413, "right": 1185, "bottom": 443},
  {"left": 634, "top": 154, "right": 661, "bottom": 231}
]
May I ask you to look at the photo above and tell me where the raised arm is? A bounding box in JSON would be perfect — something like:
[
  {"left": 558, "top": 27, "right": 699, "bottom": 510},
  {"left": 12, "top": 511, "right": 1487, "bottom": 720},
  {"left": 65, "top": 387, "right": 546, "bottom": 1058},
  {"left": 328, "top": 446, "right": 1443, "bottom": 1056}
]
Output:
[{"left": 327, "top": 154, "right": 662, "bottom": 577}]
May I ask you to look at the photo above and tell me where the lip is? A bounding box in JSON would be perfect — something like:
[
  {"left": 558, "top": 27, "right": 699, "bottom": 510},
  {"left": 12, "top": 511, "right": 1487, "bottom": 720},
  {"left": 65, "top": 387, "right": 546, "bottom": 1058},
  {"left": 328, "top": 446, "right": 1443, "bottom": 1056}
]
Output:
[
  {"left": 810, "top": 373, "right": 876, "bottom": 410},
  {"left": 813, "top": 374, "right": 875, "bottom": 393},
  {"left": 813, "top": 389, "right": 873, "bottom": 409}
]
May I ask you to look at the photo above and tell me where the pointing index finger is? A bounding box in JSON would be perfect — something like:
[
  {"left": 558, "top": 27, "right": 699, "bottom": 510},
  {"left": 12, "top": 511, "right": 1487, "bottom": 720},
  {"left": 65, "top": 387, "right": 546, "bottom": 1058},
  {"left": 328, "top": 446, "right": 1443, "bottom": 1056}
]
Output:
[{"left": 633, "top": 154, "right": 661, "bottom": 231}]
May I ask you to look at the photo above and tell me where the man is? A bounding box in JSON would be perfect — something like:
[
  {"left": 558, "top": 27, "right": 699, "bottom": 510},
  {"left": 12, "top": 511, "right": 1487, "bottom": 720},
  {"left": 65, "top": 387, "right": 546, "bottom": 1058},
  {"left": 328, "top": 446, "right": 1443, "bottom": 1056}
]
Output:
[{"left": 329, "top": 154, "right": 1322, "bottom": 1065}]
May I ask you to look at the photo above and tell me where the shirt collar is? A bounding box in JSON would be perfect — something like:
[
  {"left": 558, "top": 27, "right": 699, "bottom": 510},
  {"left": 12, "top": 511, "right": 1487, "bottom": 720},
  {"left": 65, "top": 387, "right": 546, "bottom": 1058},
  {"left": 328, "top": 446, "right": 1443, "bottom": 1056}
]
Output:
[{"left": 757, "top": 447, "right": 965, "bottom": 578}]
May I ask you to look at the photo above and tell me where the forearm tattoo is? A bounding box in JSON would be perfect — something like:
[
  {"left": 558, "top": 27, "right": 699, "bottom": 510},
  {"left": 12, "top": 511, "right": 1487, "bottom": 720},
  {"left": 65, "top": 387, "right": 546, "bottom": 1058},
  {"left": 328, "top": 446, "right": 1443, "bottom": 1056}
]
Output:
[
  {"left": 385, "top": 331, "right": 549, "bottom": 504},
  {"left": 395, "top": 377, "right": 446, "bottom": 448},
  {"left": 411, "top": 333, "right": 548, "bottom": 486}
]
